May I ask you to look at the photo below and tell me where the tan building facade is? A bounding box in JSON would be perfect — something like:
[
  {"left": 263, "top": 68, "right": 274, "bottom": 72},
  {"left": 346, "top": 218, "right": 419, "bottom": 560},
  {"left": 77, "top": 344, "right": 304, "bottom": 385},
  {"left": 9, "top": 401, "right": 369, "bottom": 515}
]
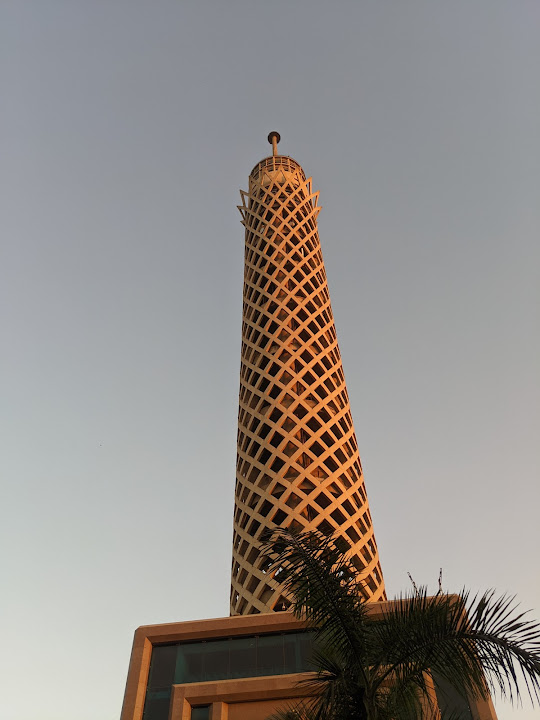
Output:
[
  {"left": 231, "top": 134, "right": 385, "bottom": 614},
  {"left": 121, "top": 612, "right": 315, "bottom": 720},
  {"left": 120, "top": 607, "right": 497, "bottom": 720}
]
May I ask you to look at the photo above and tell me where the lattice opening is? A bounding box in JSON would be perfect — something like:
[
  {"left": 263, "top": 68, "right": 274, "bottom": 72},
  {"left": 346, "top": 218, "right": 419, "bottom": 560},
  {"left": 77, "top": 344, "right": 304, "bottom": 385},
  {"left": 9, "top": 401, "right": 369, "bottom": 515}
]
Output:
[
  {"left": 328, "top": 483, "right": 342, "bottom": 498},
  {"left": 285, "top": 493, "right": 301, "bottom": 509},
  {"left": 258, "top": 586, "right": 273, "bottom": 604},
  {"left": 270, "top": 457, "right": 285, "bottom": 472},
  {"left": 272, "top": 482, "right": 286, "bottom": 497},
  {"left": 284, "top": 467, "right": 299, "bottom": 480},
  {"left": 314, "top": 492, "right": 331, "bottom": 509},
  {"left": 273, "top": 596, "right": 291, "bottom": 612},
  {"left": 246, "top": 547, "right": 259, "bottom": 565},
  {"left": 323, "top": 456, "right": 339, "bottom": 472},
  {"left": 342, "top": 499, "right": 355, "bottom": 515},
  {"left": 273, "top": 509, "right": 287, "bottom": 525},
  {"left": 283, "top": 441, "right": 298, "bottom": 457},
  {"left": 317, "top": 519, "right": 333, "bottom": 535},
  {"left": 269, "top": 432, "right": 284, "bottom": 448},
  {"left": 259, "top": 557, "right": 273, "bottom": 574},
  {"left": 282, "top": 417, "right": 296, "bottom": 432},
  {"left": 300, "top": 505, "right": 319, "bottom": 522},
  {"left": 248, "top": 493, "right": 261, "bottom": 509},
  {"left": 331, "top": 508, "right": 346, "bottom": 525},
  {"left": 299, "top": 478, "right": 316, "bottom": 493},
  {"left": 312, "top": 466, "right": 328, "bottom": 480}
]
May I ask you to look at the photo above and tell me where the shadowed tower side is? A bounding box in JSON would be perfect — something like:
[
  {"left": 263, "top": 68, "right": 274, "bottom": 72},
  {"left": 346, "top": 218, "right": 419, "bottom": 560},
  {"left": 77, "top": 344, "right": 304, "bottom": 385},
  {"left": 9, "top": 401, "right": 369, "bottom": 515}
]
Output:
[{"left": 231, "top": 134, "right": 385, "bottom": 615}]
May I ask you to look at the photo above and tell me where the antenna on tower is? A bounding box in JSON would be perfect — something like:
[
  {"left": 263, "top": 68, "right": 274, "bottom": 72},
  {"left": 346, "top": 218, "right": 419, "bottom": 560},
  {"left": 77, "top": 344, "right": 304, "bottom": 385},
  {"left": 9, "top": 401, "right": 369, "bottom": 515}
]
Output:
[{"left": 268, "top": 131, "right": 281, "bottom": 156}]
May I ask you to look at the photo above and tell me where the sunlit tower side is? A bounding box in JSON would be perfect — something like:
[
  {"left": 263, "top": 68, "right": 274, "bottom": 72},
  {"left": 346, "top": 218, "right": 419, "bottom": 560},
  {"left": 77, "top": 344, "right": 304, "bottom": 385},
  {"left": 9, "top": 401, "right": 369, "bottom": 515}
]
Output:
[{"left": 230, "top": 133, "right": 386, "bottom": 615}]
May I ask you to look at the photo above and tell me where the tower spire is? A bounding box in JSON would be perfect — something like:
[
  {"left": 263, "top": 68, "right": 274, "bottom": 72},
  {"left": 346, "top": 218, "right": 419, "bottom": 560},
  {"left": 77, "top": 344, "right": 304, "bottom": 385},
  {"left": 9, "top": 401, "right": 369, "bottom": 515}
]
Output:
[
  {"left": 268, "top": 130, "right": 280, "bottom": 156},
  {"left": 231, "top": 142, "right": 385, "bottom": 615}
]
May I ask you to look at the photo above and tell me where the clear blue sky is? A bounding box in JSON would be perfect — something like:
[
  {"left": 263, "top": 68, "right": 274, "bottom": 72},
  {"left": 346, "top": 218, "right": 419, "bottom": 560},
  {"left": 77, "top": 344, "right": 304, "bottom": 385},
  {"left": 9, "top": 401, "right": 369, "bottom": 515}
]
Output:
[{"left": 1, "top": 3, "right": 539, "bottom": 719}]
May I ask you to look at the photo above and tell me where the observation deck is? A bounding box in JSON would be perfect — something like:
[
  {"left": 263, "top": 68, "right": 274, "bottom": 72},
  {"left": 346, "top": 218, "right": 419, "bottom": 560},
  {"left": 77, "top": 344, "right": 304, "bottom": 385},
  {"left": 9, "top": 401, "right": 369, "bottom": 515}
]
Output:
[{"left": 250, "top": 155, "right": 306, "bottom": 182}]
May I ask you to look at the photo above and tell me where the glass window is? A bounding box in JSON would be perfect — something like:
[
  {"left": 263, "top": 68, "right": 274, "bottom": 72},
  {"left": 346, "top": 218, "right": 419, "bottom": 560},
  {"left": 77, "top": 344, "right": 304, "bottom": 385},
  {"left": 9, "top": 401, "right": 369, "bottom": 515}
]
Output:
[
  {"left": 148, "top": 645, "right": 176, "bottom": 689},
  {"left": 433, "top": 674, "right": 473, "bottom": 720},
  {"left": 142, "top": 689, "right": 171, "bottom": 720},
  {"left": 202, "top": 639, "right": 230, "bottom": 681},
  {"left": 229, "top": 636, "right": 257, "bottom": 678},
  {"left": 295, "top": 632, "right": 315, "bottom": 671},
  {"left": 144, "top": 630, "right": 317, "bottom": 720},
  {"left": 191, "top": 706, "right": 210, "bottom": 720},
  {"left": 283, "top": 632, "right": 314, "bottom": 673},
  {"left": 257, "top": 634, "right": 284, "bottom": 676},
  {"left": 175, "top": 643, "right": 204, "bottom": 684}
]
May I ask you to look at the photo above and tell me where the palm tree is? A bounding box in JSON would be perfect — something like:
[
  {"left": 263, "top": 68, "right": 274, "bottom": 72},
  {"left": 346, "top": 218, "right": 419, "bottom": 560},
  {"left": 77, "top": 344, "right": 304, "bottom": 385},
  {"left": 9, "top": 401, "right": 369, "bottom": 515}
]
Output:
[{"left": 262, "top": 529, "right": 540, "bottom": 720}]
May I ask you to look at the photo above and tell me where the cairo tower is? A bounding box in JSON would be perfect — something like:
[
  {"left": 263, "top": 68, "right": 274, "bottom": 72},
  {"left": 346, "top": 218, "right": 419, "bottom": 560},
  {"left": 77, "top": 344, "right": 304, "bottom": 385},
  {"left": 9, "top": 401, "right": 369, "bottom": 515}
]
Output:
[
  {"left": 121, "top": 135, "right": 497, "bottom": 720},
  {"left": 122, "top": 135, "right": 391, "bottom": 720},
  {"left": 230, "top": 132, "right": 385, "bottom": 614}
]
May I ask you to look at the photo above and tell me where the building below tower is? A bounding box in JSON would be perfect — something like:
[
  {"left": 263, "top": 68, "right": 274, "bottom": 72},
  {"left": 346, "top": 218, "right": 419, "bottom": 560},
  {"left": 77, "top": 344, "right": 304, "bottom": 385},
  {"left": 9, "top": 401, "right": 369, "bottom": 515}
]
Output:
[{"left": 120, "top": 607, "right": 498, "bottom": 720}]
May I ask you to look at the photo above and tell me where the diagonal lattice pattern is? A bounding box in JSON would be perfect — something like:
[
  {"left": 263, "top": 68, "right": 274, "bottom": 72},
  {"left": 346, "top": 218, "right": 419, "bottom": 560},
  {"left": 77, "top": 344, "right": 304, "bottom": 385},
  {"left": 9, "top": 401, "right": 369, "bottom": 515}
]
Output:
[{"left": 230, "top": 153, "right": 386, "bottom": 615}]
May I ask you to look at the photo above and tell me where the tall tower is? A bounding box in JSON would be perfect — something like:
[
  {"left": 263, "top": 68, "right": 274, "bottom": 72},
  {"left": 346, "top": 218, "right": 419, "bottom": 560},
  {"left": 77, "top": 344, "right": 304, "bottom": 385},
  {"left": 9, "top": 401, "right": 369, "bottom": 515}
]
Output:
[
  {"left": 121, "top": 136, "right": 498, "bottom": 720},
  {"left": 231, "top": 134, "right": 385, "bottom": 615}
]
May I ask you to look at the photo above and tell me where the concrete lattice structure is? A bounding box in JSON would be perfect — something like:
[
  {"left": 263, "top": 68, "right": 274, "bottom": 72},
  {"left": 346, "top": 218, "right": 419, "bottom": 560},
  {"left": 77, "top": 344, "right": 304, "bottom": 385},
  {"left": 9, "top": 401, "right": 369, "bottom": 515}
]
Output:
[{"left": 231, "top": 134, "right": 386, "bottom": 615}]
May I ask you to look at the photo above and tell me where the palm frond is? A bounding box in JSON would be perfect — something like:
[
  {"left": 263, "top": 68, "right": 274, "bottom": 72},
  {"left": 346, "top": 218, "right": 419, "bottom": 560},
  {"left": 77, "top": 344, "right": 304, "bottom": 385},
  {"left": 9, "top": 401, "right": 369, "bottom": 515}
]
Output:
[
  {"left": 261, "top": 528, "right": 373, "bottom": 682},
  {"left": 368, "top": 589, "right": 483, "bottom": 702},
  {"left": 465, "top": 590, "right": 540, "bottom": 705},
  {"left": 369, "top": 587, "right": 540, "bottom": 708},
  {"left": 266, "top": 700, "right": 318, "bottom": 720},
  {"left": 261, "top": 530, "right": 540, "bottom": 720}
]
